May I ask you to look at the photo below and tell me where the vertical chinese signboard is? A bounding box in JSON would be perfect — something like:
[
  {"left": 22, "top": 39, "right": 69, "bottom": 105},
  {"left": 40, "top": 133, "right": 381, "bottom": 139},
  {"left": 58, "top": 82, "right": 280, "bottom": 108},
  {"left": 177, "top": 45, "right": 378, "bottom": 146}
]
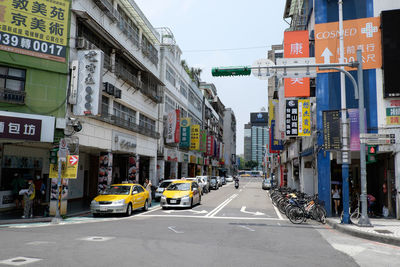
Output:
[
  {"left": 166, "top": 109, "right": 180, "bottom": 144},
  {"left": 285, "top": 99, "right": 311, "bottom": 137},
  {"left": 180, "top": 117, "right": 191, "bottom": 148},
  {"left": 200, "top": 130, "right": 207, "bottom": 153},
  {"left": 190, "top": 124, "right": 200, "bottom": 150},
  {"left": 206, "top": 135, "right": 214, "bottom": 156},
  {"left": 284, "top": 31, "right": 310, "bottom": 97},
  {"left": 0, "top": 0, "right": 70, "bottom": 62},
  {"left": 322, "top": 110, "right": 341, "bottom": 150}
]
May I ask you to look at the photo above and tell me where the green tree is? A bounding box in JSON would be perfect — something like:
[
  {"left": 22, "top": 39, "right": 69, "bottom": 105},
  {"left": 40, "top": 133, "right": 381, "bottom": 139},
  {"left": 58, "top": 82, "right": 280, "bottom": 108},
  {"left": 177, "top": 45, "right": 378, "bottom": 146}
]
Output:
[{"left": 245, "top": 160, "right": 258, "bottom": 170}]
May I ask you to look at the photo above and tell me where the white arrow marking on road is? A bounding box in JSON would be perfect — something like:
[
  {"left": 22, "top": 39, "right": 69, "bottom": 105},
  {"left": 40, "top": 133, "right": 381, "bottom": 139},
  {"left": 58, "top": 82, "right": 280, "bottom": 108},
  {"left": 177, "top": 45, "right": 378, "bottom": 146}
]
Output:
[
  {"left": 321, "top": 47, "right": 333, "bottom": 64},
  {"left": 240, "top": 206, "right": 265, "bottom": 216},
  {"left": 168, "top": 226, "right": 183, "bottom": 234},
  {"left": 163, "top": 209, "right": 208, "bottom": 214}
]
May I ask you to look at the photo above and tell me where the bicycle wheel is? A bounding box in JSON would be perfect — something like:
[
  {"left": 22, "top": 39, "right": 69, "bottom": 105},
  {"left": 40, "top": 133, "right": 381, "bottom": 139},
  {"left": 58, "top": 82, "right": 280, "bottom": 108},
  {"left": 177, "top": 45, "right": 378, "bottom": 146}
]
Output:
[
  {"left": 288, "top": 206, "right": 305, "bottom": 224},
  {"left": 350, "top": 210, "right": 360, "bottom": 225},
  {"left": 314, "top": 206, "right": 326, "bottom": 224}
]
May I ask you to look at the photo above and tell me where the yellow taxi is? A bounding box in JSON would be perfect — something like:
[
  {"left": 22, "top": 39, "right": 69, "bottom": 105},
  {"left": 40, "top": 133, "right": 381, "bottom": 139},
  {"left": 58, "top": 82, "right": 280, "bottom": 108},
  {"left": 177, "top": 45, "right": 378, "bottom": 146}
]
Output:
[
  {"left": 160, "top": 180, "right": 201, "bottom": 209},
  {"left": 90, "top": 183, "right": 149, "bottom": 217}
]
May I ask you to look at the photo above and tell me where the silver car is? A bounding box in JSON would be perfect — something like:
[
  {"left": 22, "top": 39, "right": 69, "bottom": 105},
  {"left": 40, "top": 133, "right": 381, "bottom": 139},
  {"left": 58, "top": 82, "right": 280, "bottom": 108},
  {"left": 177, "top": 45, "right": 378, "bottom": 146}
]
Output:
[
  {"left": 154, "top": 180, "right": 175, "bottom": 201},
  {"left": 225, "top": 176, "right": 233, "bottom": 182}
]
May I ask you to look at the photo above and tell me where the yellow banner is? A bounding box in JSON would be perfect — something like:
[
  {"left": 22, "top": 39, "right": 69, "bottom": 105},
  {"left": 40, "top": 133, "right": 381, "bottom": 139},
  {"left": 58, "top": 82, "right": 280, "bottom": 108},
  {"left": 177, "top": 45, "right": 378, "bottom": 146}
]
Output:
[
  {"left": 387, "top": 116, "right": 400, "bottom": 125},
  {"left": 0, "top": 0, "right": 70, "bottom": 61},
  {"left": 298, "top": 99, "right": 311, "bottom": 136},
  {"left": 49, "top": 155, "right": 79, "bottom": 179},
  {"left": 190, "top": 124, "right": 200, "bottom": 150}
]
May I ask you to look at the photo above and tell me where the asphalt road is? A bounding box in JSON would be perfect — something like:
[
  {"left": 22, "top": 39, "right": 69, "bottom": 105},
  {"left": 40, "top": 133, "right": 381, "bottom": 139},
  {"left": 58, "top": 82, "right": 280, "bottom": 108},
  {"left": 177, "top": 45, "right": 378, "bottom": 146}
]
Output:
[{"left": 1, "top": 177, "right": 400, "bottom": 267}]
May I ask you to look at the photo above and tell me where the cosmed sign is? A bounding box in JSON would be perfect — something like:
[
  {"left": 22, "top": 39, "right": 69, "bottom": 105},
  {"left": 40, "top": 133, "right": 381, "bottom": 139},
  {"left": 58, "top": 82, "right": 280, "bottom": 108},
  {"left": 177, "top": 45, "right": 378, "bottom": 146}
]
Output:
[{"left": 0, "top": 0, "right": 70, "bottom": 62}]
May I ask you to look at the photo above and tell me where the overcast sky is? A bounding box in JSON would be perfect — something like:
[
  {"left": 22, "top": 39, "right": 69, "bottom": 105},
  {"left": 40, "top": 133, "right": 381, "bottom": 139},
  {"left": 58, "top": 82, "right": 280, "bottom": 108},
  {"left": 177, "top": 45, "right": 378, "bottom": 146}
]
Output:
[{"left": 135, "top": 0, "right": 288, "bottom": 154}]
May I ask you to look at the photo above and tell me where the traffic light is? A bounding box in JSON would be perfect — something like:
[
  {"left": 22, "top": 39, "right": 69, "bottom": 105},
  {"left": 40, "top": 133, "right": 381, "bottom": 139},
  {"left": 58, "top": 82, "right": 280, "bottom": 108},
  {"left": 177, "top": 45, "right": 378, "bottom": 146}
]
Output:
[
  {"left": 49, "top": 147, "right": 59, "bottom": 164},
  {"left": 212, "top": 66, "right": 251, "bottom": 77},
  {"left": 367, "top": 145, "right": 377, "bottom": 164}
]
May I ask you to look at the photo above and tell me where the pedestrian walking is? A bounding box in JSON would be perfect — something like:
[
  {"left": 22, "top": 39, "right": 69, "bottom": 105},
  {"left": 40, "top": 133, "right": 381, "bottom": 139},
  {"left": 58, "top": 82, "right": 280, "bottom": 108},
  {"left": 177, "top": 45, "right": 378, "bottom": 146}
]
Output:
[
  {"left": 22, "top": 178, "right": 35, "bottom": 218},
  {"left": 145, "top": 178, "right": 152, "bottom": 207},
  {"left": 332, "top": 184, "right": 341, "bottom": 216}
]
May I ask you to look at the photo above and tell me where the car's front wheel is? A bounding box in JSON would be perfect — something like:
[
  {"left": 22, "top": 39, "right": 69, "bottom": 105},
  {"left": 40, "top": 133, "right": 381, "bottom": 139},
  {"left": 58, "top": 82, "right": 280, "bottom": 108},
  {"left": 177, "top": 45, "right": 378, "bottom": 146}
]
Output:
[{"left": 125, "top": 203, "right": 132, "bottom": 216}]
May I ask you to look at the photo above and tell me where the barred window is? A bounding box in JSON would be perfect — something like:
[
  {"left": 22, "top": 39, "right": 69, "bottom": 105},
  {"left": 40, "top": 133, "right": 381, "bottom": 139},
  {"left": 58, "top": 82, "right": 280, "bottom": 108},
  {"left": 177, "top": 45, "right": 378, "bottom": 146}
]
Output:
[
  {"left": 166, "top": 65, "right": 176, "bottom": 86},
  {"left": 179, "top": 80, "right": 188, "bottom": 98},
  {"left": 164, "top": 95, "right": 176, "bottom": 114},
  {"left": 0, "top": 66, "right": 26, "bottom": 91},
  {"left": 113, "top": 102, "right": 136, "bottom": 123},
  {"left": 139, "top": 114, "right": 156, "bottom": 132}
]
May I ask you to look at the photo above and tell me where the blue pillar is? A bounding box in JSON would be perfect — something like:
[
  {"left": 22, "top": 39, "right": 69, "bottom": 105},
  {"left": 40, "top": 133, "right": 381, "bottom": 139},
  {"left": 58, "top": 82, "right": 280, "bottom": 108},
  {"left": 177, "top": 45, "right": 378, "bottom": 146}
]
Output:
[{"left": 342, "top": 164, "right": 350, "bottom": 223}]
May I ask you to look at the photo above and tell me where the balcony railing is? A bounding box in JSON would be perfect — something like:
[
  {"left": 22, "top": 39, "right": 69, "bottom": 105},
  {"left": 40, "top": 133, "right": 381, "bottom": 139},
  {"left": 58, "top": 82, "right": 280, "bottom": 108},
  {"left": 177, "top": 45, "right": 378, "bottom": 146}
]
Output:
[
  {"left": 0, "top": 88, "right": 26, "bottom": 104},
  {"left": 115, "top": 64, "right": 142, "bottom": 90},
  {"left": 95, "top": 112, "right": 160, "bottom": 139},
  {"left": 140, "top": 83, "right": 162, "bottom": 103}
]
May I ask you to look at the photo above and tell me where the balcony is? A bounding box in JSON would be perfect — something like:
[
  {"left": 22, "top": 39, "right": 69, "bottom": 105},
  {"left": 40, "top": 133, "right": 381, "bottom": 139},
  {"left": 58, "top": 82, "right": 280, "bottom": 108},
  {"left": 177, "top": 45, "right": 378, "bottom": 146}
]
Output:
[
  {"left": 115, "top": 64, "right": 142, "bottom": 90},
  {"left": 93, "top": 0, "right": 118, "bottom": 22},
  {"left": 140, "top": 83, "right": 162, "bottom": 104},
  {"left": 0, "top": 88, "right": 26, "bottom": 104},
  {"left": 95, "top": 112, "right": 160, "bottom": 139}
]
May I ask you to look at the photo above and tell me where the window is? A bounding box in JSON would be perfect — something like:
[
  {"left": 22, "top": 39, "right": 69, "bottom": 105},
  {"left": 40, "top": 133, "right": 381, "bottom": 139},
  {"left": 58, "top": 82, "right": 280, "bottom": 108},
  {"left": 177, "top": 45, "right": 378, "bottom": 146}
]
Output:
[
  {"left": 0, "top": 66, "right": 26, "bottom": 91},
  {"left": 179, "top": 80, "right": 188, "bottom": 98},
  {"left": 113, "top": 102, "right": 136, "bottom": 123},
  {"left": 164, "top": 95, "right": 176, "bottom": 114},
  {"left": 139, "top": 114, "right": 156, "bottom": 132},
  {"left": 102, "top": 96, "right": 110, "bottom": 116},
  {"left": 166, "top": 65, "right": 176, "bottom": 86}
]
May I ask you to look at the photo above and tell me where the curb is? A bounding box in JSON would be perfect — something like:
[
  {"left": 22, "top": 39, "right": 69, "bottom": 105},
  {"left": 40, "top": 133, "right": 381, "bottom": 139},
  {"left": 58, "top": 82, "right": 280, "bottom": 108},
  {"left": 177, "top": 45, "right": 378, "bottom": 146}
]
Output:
[
  {"left": 326, "top": 219, "right": 400, "bottom": 247},
  {"left": 0, "top": 210, "right": 91, "bottom": 226}
]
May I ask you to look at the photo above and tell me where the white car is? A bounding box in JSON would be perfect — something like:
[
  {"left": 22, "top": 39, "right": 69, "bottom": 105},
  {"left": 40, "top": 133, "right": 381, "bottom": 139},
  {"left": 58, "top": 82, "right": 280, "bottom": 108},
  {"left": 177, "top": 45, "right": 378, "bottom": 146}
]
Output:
[
  {"left": 225, "top": 176, "right": 234, "bottom": 182},
  {"left": 154, "top": 180, "right": 175, "bottom": 201}
]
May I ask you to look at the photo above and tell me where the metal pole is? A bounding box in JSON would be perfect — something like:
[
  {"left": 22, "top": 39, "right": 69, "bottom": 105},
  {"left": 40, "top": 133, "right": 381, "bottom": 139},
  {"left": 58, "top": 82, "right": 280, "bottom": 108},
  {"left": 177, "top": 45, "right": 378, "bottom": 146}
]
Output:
[
  {"left": 357, "top": 49, "right": 372, "bottom": 227},
  {"left": 52, "top": 157, "right": 62, "bottom": 224}
]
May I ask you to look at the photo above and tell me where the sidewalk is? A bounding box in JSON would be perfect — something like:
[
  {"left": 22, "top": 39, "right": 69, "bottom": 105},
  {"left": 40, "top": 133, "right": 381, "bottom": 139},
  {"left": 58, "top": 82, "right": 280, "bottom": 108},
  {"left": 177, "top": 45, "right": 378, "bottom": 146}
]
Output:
[{"left": 326, "top": 217, "right": 400, "bottom": 247}]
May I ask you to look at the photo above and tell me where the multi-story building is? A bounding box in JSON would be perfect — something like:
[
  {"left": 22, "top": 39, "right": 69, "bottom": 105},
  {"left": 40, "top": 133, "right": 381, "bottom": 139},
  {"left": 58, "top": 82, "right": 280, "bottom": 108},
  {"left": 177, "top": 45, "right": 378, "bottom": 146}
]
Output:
[
  {"left": 67, "top": 0, "right": 163, "bottom": 205},
  {"left": 276, "top": 0, "right": 400, "bottom": 218},
  {"left": 244, "top": 124, "right": 252, "bottom": 163},
  {"left": 223, "top": 108, "right": 237, "bottom": 176}
]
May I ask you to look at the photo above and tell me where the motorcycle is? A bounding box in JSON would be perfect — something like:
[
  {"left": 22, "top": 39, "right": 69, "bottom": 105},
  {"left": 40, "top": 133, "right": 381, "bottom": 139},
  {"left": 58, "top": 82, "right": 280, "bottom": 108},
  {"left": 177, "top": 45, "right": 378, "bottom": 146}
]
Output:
[{"left": 234, "top": 179, "right": 239, "bottom": 189}]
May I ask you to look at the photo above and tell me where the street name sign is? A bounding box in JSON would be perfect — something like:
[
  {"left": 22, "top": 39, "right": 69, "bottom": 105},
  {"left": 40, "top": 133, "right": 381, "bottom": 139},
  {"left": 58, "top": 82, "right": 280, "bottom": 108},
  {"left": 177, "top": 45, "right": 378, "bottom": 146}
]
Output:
[
  {"left": 251, "top": 58, "right": 276, "bottom": 80},
  {"left": 276, "top": 57, "right": 316, "bottom": 78}
]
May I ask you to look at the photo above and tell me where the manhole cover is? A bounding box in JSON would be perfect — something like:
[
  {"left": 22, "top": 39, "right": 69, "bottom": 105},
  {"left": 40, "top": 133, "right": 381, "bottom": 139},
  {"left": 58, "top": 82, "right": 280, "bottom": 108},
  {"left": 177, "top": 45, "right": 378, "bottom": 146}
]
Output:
[
  {"left": 0, "top": 257, "right": 41, "bottom": 266},
  {"left": 374, "top": 229, "right": 393, "bottom": 234},
  {"left": 79, "top": 236, "right": 115, "bottom": 242}
]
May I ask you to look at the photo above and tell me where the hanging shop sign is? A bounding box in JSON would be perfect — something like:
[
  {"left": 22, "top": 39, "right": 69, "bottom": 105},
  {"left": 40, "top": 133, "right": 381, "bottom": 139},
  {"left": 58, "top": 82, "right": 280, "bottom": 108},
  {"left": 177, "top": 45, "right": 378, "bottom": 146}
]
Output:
[
  {"left": 165, "top": 148, "right": 178, "bottom": 162},
  {"left": 206, "top": 135, "right": 214, "bottom": 156},
  {"left": 0, "top": 0, "right": 70, "bottom": 62},
  {"left": 283, "top": 30, "right": 310, "bottom": 97},
  {"left": 190, "top": 124, "right": 200, "bottom": 151},
  {"left": 349, "top": 109, "right": 361, "bottom": 151},
  {"left": 322, "top": 110, "right": 341, "bottom": 150},
  {"left": 190, "top": 155, "right": 196, "bottom": 164},
  {"left": 179, "top": 117, "right": 191, "bottom": 148},
  {"left": 200, "top": 130, "right": 207, "bottom": 153},
  {"left": 386, "top": 107, "right": 400, "bottom": 125},
  {"left": 270, "top": 120, "right": 283, "bottom": 152},
  {"left": 298, "top": 99, "right": 311, "bottom": 136},
  {"left": 166, "top": 109, "right": 180, "bottom": 143},
  {"left": 315, "top": 17, "right": 381, "bottom": 72},
  {"left": 182, "top": 153, "right": 189, "bottom": 163},
  {"left": 285, "top": 99, "right": 311, "bottom": 137},
  {"left": 0, "top": 111, "right": 55, "bottom": 142}
]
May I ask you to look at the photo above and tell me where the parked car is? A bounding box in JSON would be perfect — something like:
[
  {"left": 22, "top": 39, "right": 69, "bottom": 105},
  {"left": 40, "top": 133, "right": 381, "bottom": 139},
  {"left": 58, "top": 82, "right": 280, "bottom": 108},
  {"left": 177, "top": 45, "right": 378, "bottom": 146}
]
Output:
[
  {"left": 262, "top": 179, "right": 271, "bottom": 190},
  {"left": 209, "top": 177, "right": 219, "bottom": 190},
  {"left": 160, "top": 180, "right": 201, "bottom": 209},
  {"left": 225, "top": 176, "right": 233, "bottom": 182},
  {"left": 154, "top": 179, "right": 175, "bottom": 201},
  {"left": 185, "top": 177, "right": 204, "bottom": 195},
  {"left": 91, "top": 184, "right": 149, "bottom": 217},
  {"left": 196, "top": 176, "right": 209, "bottom": 193}
]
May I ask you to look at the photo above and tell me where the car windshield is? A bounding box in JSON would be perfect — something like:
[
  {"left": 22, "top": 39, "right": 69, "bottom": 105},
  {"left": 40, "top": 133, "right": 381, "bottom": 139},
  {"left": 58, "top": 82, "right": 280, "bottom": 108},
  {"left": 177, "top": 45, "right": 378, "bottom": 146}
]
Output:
[
  {"left": 210, "top": 178, "right": 217, "bottom": 182},
  {"left": 167, "top": 183, "right": 190, "bottom": 191},
  {"left": 102, "top": 185, "right": 131, "bottom": 195},
  {"left": 159, "top": 181, "right": 172, "bottom": 188}
]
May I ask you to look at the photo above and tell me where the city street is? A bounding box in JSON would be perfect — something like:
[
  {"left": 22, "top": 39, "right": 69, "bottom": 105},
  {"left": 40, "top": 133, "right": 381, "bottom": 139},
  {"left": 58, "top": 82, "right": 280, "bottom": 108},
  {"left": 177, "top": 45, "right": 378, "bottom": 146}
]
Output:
[{"left": 1, "top": 178, "right": 400, "bottom": 267}]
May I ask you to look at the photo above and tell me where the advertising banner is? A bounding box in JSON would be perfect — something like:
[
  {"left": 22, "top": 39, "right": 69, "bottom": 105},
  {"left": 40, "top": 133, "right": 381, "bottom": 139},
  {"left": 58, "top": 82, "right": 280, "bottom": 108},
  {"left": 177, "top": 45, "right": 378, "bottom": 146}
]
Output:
[
  {"left": 298, "top": 99, "right": 311, "bottom": 136},
  {"left": 284, "top": 30, "right": 310, "bottom": 97},
  {"left": 190, "top": 124, "right": 200, "bottom": 150},
  {"left": 179, "top": 117, "right": 191, "bottom": 148},
  {"left": 270, "top": 120, "right": 283, "bottom": 152},
  {"left": 285, "top": 99, "right": 299, "bottom": 136},
  {"left": 323, "top": 110, "right": 341, "bottom": 150},
  {"left": 49, "top": 155, "right": 79, "bottom": 179},
  {"left": 206, "top": 135, "right": 214, "bottom": 156},
  {"left": 0, "top": 0, "right": 70, "bottom": 62},
  {"left": 200, "top": 130, "right": 207, "bottom": 152},
  {"left": 98, "top": 152, "right": 112, "bottom": 193},
  {"left": 386, "top": 107, "right": 400, "bottom": 125},
  {"left": 166, "top": 109, "right": 180, "bottom": 143}
]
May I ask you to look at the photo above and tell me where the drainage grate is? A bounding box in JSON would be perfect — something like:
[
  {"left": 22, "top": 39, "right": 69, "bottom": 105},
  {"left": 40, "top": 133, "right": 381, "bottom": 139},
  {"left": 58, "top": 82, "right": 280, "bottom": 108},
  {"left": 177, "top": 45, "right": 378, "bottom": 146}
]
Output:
[{"left": 374, "top": 229, "right": 393, "bottom": 234}]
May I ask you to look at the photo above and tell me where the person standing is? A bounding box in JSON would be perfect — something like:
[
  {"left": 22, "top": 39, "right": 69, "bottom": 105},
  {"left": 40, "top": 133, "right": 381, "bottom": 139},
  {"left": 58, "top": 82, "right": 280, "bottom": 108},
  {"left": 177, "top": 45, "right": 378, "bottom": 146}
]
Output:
[
  {"left": 332, "top": 184, "right": 341, "bottom": 216},
  {"left": 11, "top": 173, "right": 25, "bottom": 209},
  {"left": 145, "top": 178, "right": 152, "bottom": 207},
  {"left": 22, "top": 178, "right": 35, "bottom": 218}
]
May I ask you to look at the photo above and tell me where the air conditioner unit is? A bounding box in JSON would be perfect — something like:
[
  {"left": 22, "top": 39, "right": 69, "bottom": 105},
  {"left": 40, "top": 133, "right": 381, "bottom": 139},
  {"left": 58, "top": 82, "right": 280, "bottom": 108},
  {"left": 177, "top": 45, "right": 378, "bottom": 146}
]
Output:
[
  {"left": 114, "top": 89, "right": 122, "bottom": 99},
  {"left": 103, "top": 82, "right": 115, "bottom": 95}
]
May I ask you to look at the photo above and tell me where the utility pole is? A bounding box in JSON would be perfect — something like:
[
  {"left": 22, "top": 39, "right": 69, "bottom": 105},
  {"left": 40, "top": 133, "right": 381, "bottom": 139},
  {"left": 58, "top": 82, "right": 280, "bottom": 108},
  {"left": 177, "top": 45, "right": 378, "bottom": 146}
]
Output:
[{"left": 338, "top": 0, "right": 350, "bottom": 224}]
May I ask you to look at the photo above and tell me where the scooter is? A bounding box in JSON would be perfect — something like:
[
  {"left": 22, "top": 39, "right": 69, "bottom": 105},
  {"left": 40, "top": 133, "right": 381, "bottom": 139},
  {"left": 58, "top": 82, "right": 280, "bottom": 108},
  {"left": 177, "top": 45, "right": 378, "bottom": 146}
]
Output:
[{"left": 234, "top": 179, "right": 239, "bottom": 189}]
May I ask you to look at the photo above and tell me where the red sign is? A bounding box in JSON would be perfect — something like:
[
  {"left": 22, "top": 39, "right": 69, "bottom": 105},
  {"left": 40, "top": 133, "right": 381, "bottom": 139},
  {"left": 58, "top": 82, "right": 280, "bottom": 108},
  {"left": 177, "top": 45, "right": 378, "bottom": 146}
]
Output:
[
  {"left": 284, "top": 31, "right": 310, "bottom": 97},
  {"left": 206, "top": 135, "right": 214, "bottom": 156},
  {"left": 68, "top": 155, "right": 79, "bottom": 166},
  {"left": 175, "top": 110, "right": 180, "bottom": 143}
]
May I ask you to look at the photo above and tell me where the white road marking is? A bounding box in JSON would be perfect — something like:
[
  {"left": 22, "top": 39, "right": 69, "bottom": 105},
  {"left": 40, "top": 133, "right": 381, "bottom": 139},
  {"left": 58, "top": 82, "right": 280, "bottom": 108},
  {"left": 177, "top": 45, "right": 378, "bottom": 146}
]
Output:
[
  {"left": 277, "top": 223, "right": 281, "bottom": 226},
  {"left": 206, "top": 194, "right": 238, "bottom": 217},
  {"left": 238, "top": 225, "right": 255, "bottom": 232},
  {"left": 331, "top": 243, "right": 366, "bottom": 257},
  {"left": 271, "top": 200, "right": 285, "bottom": 220},
  {"left": 140, "top": 214, "right": 282, "bottom": 220},
  {"left": 168, "top": 226, "right": 184, "bottom": 234},
  {"left": 163, "top": 209, "right": 208, "bottom": 214},
  {"left": 240, "top": 206, "right": 265, "bottom": 216},
  {"left": 140, "top": 206, "right": 162, "bottom": 215},
  {"left": 0, "top": 257, "right": 41, "bottom": 266},
  {"left": 26, "top": 241, "right": 55, "bottom": 245}
]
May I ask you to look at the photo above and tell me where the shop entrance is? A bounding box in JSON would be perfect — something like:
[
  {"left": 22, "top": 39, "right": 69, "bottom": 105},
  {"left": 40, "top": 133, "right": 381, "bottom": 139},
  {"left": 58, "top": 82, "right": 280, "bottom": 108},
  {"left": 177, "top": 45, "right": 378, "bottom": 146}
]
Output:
[{"left": 139, "top": 156, "right": 150, "bottom": 185}]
